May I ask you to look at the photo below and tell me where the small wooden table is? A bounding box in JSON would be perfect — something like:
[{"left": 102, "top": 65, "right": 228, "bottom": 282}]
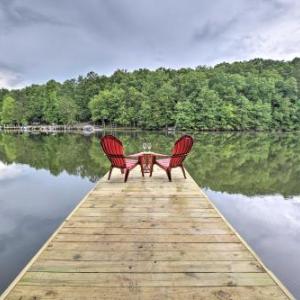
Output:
[
  {"left": 128, "top": 151, "right": 168, "bottom": 177},
  {"left": 139, "top": 152, "right": 155, "bottom": 176}
]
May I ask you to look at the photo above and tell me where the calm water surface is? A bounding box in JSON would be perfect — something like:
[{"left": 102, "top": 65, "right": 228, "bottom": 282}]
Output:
[{"left": 0, "top": 131, "right": 299, "bottom": 297}]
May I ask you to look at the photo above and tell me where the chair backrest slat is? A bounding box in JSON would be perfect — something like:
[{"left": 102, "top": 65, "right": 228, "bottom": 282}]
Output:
[
  {"left": 170, "top": 135, "right": 193, "bottom": 168},
  {"left": 100, "top": 135, "right": 126, "bottom": 168}
]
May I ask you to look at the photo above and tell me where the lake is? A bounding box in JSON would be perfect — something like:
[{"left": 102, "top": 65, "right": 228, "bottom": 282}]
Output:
[{"left": 0, "top": 131, "right": 299, "bottom": 298}]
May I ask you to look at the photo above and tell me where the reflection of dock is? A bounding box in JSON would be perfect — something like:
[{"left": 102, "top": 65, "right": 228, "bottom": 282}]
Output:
[{"left": 1, "top": 167, "right": 293, "bottom": 299}]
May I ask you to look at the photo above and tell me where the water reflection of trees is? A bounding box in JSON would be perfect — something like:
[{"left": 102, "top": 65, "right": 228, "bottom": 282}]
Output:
[
  {"left": 0, "top": 132, "right": 176, "bottom": 183},
  {"left": 186, "top": 133, "right": 300, "bottom": 198},
  {"left": 0, "top": 133, "right": 101, "bottom": 182},
  {"left": 0, "top": 132, "right": 299, "bottom": 197}
]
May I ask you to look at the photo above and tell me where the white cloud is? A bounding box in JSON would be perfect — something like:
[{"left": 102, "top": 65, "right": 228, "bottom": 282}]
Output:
[
  {"left": 0, "top": 68, "right": 24, "bottom": 89},
  {"left": 0, "top": 0, "right": 300, "bottom": 88},
  {"left": 0, "top": 162, "right": 23, "bottom": 181},
  {"left": 206, "top": 189, "right": 300, "bottom": 234}
]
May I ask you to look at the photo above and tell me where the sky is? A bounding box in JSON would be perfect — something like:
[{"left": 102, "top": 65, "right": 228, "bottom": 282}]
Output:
[{"left": 0, "top": 0, "right": 300, "bottom": 89}]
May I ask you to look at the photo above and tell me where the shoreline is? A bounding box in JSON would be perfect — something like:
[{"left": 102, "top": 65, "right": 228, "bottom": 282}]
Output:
[
  {"left": 0, "top": 125, "right": 143, "bottom": 133},
  {"left": 0, "top": 125, "right": 298, "bottom": 134}
]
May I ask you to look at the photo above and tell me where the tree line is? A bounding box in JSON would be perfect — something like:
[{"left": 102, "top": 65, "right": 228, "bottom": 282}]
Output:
[{"left": 1, "top": 58, "right": 300, "bottom": 130}]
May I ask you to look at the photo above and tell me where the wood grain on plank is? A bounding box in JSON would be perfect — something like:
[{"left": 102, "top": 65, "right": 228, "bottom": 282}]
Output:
[{"left": 1, "top": 166, "right": 292, "bottom": 299}]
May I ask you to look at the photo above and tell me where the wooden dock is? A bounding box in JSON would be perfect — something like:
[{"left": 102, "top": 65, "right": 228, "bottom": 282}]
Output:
[{"left": 1, "top": 166, "right": 294, "bottom": 299}]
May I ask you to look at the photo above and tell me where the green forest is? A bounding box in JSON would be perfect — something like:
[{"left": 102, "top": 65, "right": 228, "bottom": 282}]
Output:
[{"left": 1, "top": 58, "right": 300, "bottom": 130}]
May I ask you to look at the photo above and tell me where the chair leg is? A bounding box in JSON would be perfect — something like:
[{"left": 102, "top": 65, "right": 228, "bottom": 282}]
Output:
[
  {"left": 140, "top": 164, "right": 144, "bottom": 177},
  {"left": 124, "top": 169, "right": 130, "bottom": 182},
  {"left": 181, "top": 165, "right": 186, "bottom": 179},
  {"left": 108, "top": 166, "right": 113, "bottom": 180},
  {"left": 121, "top": 168, "right": 124, "bottom": 174},
  {"left": 150, "top": 164, "right": 153, "bottom": 177},
  {"left": 166, "top": 169, "right": 172, "bottom": 182}
]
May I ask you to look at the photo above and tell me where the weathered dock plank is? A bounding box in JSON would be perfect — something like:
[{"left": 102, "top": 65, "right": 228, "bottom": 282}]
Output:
[{"left": 0, "top": 166, "right": 294, "bottom": 299}]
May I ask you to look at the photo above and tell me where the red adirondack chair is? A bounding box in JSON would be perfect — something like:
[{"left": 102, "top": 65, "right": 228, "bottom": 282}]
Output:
[
  {"left": 100, "top": 135, "right": 139, "bottom": 182},
  {"left": 154, "top": 135, "right": 194, "bottom": 182}
]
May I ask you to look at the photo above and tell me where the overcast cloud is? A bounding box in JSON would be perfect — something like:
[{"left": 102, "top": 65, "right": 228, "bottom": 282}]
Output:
[{"left": 0, "top": 0, "right": 300, "bottom": 89}]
